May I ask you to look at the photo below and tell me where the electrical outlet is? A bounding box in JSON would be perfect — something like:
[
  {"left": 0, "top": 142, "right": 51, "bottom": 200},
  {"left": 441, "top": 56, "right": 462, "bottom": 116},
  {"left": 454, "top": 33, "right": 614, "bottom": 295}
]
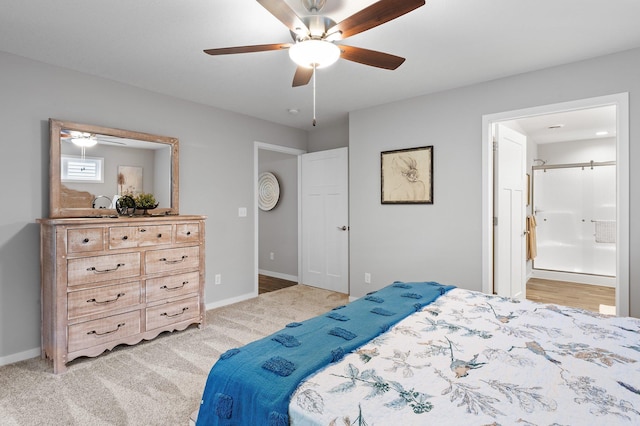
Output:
[
  {"left": 270, "top": 252, "right": 274, "bottom": 260},
  {"left": 364, "top": 272, "right": 371, "bottom": 284},
  {"left": 215, "top": 274, "right": 221, "bottom": 285}
]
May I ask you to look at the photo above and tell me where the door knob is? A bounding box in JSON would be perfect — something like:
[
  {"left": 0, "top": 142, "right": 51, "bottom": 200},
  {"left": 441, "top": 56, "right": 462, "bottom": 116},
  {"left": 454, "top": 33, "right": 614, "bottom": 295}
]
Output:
[{"left": 337, "top": 226, "right": 349, "bottom": 231}]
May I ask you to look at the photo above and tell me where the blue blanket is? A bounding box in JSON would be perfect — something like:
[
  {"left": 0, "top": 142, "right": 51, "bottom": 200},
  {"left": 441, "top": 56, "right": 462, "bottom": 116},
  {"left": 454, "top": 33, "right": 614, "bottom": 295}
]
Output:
[{"left": 197, "top": 281, "right": 455, "bottom": 425}]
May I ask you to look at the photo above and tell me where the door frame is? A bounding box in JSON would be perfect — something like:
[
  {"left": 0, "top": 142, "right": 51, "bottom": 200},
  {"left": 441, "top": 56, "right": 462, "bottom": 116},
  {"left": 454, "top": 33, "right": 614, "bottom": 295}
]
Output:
[
  {"left": 481, "top": 93, "right": 630, "bottom": 316},
  {"left": 254, "top": 142, "right": 306, "bottom": 294}
]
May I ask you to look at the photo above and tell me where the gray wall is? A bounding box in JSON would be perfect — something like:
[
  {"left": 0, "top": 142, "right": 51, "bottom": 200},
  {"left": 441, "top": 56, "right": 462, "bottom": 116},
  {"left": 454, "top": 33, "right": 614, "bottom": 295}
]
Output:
[
  {"left": 0, "top": 51, "right": 307, "bottom": 362},
  {"left": 308, "top": 119, "right": 349, "bottom": 152},
  {"left": 3, "top": 45, "right": 640, "bottom": 363},
  {"left": 258, "top": 150, "right": 298, "bottom": 278},
  {"left": 348, "top": 47, "right": 639, "bottom": 319}
]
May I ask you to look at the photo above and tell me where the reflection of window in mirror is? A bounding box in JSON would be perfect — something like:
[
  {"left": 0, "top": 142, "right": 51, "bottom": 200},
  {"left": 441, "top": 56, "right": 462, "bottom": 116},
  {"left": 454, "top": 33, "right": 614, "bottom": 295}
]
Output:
[{"left": 61, "top": 155, "right": 104, "bottom": 183}]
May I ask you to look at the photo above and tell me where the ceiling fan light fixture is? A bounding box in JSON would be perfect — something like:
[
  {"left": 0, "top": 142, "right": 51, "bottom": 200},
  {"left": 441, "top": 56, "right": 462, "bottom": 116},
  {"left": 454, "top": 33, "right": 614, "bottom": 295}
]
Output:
[
  {"left": 289, "top": 40, "right": 340, "bottom": 69},
  {"left": 71, "top": 133, "right": 98, "bottom": 147}
]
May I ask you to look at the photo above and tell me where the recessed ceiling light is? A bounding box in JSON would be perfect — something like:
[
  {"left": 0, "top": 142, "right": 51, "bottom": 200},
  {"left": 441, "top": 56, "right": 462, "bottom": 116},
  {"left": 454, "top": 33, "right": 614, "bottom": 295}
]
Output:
[
  {"left": 547, "top": 124, "right": 565, "bottom": 129},
  {"left": 287, "top": 108, "right": 300, "bottom": 115},
  {"left": 596, "top": 131, "right": 609, "bottom": 136}
]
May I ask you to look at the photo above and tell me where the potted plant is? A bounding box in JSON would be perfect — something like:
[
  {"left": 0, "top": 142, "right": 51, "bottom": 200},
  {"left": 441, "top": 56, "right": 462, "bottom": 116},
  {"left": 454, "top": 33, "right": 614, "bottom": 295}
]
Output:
[{"left": 134, "top": 192, "right": 158, "bottom": 215}]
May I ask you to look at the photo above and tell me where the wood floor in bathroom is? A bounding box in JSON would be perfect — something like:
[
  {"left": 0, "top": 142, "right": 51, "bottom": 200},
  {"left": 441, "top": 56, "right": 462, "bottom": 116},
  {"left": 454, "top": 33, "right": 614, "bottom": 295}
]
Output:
[{"left": 526, "top": 277, "right": 615, "bottom": 313}]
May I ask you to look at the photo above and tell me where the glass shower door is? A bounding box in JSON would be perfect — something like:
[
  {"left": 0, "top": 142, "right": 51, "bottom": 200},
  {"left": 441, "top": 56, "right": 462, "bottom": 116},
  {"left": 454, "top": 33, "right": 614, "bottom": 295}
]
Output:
[{"left": 532, "top": 164, "right": 615, "bottom": 277}]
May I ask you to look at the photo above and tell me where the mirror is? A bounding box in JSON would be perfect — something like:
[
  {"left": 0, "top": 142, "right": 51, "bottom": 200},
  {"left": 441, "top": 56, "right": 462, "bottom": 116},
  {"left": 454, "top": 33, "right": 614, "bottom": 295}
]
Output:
[{"left": 49, "top": 119, "right": 179, "bottom": 218}]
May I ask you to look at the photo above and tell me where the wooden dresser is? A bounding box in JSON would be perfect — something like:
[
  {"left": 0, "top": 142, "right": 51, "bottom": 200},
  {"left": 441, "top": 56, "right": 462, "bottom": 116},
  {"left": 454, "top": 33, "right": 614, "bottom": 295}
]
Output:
[{"left": 38, "top": 215, "right": 206, "bottom": 373}]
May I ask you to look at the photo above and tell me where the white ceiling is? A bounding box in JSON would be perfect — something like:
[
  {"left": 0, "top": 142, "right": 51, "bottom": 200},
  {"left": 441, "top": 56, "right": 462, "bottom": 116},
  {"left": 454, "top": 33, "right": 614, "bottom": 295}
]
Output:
[
  {"left": 512, "top": 105, "right": 617, "bottom": 145},
  {"left": 1, "top": 0, "right": 640, "bottom": 131}
]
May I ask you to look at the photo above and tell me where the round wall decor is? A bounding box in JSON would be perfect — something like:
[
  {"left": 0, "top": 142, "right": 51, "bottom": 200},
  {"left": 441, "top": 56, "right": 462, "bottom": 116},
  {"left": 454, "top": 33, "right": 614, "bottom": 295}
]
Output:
[{"left": 258, "top": 172, "right": 280, "bottom": 211}]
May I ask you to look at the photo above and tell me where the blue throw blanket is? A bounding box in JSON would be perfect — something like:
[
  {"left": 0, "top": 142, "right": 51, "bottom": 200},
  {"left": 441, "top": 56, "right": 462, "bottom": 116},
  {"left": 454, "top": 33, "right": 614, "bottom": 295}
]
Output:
[{"left": 197, "top": 281, "right": 455, "bottom": 425}]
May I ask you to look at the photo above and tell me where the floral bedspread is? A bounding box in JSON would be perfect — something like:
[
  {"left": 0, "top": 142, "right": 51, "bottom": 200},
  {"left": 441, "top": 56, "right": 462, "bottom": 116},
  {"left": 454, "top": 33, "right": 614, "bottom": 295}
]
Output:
[{"left": 289, "top": 289, "right": 640, "bottom": 425}]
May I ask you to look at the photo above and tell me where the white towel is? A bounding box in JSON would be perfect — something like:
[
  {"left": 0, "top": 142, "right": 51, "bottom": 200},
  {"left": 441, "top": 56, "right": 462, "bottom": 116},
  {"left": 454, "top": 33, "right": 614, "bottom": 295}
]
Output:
[{"left": 594, "top": 220, "right": 616, "bottom": 243}]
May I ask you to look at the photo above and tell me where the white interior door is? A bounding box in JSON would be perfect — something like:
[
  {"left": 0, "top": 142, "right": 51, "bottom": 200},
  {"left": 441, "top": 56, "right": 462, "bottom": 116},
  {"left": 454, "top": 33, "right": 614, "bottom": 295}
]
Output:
[
  {"left": 494, "top": 124, "right": 527, "bottom": 299},
  {"left": 301, "top": 147, "right": 349, "bottom": 293}
]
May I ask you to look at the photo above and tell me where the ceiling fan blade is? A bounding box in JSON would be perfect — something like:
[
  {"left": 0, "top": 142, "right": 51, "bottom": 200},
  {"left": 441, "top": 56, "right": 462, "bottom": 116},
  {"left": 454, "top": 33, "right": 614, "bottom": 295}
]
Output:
[
  {"left": 257, "top": 0, "right": 309, "bottom": 35},
  {"left": 339, "top": 45, "right": 405, "bottom": 70},
  {"left": 203, "top": 43, "right": 291, "bottom": 56},
  {"left": 328, "top": 0, "right": 425, "bottom": 39},
  {"left": 292, "top": 66, "right": 314, "bottom": 87}
]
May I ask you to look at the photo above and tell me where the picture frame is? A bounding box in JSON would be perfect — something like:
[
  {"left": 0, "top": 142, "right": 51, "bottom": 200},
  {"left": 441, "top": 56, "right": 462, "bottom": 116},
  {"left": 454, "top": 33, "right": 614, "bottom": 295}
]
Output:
[
  {"left": 381, "top": 146, "right": 433, "bottom": 204},
  {"left": 117, "top": 165, "right": 143, "bottom": 195}
]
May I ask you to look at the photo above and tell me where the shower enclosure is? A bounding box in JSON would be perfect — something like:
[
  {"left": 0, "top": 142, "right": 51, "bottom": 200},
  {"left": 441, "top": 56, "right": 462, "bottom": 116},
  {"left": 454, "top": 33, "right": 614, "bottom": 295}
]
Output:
[{"left": 532, "top": 161, "right": 616, "bottom": 278}]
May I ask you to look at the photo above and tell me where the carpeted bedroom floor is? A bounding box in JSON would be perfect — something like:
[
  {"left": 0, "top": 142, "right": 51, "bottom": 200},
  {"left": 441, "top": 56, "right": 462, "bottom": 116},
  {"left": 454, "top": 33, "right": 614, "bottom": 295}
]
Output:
[{"left": 0, "top": 285, "right": 348, "bottom": 425}]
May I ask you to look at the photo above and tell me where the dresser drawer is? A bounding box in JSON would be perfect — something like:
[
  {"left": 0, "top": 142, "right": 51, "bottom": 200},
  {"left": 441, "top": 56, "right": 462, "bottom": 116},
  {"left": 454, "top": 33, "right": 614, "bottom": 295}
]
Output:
[
  {"left": 67, "top": 252, "right": 141, "bottom": 286},
  {"left": 68, "top": 310, "right": 141, "bottom": 353},
  {"left": 146, "top": 271, "right": 200, "bottom": 303},
  {"left": 67, "top": 228, "right": 104, "bottom": 253},
  {"left": 146, "top": 296, "right": 199, "bottom": 330},
  {"left": 145, "top": 246, "right": 199, "bottom": 275},
  {"left": 175, "top": 223, "right": 201, "bottom": 244},
  {"left": 68, "top": 281, "right": 141, "bottom": 320},
  {"left": 109, "top": 225, "right": 172, "bottom": 249}
]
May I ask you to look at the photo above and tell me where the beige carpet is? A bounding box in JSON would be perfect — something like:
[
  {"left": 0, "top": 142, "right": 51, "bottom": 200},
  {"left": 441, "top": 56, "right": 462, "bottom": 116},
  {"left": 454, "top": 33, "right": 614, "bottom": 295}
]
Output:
[{"left": 0, "top": 285, "right": 348, "bottom": 425}]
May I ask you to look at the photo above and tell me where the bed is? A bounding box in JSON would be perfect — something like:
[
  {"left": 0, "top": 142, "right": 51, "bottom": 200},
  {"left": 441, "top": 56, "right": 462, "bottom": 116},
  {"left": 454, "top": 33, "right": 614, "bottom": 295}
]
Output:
[{"left": 195, "top": 281, "right": 640, "bottom": 425}]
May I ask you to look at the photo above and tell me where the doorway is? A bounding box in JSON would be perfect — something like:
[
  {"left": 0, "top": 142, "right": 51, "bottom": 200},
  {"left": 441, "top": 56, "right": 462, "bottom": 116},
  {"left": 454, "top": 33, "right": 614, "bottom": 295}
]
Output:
[
  {"left": 254, "top": 142, "right": 305, "bottom": 295},
  {"left": 482, "top": 93, "right": 630, "bottom": 316}
]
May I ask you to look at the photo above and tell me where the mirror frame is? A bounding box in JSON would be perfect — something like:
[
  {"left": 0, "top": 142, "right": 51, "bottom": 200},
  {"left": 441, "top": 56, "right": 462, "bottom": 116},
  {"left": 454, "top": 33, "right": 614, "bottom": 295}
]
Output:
[{"left": 49, "top": 118, "right": 179, "bottom": 218}]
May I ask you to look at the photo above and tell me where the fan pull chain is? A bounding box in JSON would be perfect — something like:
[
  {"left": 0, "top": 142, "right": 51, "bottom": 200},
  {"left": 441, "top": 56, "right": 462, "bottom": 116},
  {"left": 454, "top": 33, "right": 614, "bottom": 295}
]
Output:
[{"left": 312, "top": 63, "right": 317, "bottom": 127}]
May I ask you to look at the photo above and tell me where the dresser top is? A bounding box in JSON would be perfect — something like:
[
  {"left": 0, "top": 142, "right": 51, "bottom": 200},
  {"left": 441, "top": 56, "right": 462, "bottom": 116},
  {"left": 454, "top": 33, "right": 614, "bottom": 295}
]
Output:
[{"left": 37, "top": 214, "right": 206, "bottom": 225}]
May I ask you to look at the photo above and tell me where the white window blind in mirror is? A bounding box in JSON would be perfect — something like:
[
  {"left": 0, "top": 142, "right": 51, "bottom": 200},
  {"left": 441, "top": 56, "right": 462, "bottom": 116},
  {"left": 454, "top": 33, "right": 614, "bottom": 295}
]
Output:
[{"left": 61, "top": 155, "right": 104, "bottom": 182}]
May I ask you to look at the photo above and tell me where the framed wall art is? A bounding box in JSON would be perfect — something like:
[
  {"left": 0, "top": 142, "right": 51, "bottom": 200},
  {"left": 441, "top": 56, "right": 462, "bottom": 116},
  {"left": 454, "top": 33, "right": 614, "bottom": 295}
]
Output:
[
  {"left": 381, "top": 145, "right": 433, "bottom": 204},
  {"left": 117, "top": 165, "right": 143, "bottom": 195}
]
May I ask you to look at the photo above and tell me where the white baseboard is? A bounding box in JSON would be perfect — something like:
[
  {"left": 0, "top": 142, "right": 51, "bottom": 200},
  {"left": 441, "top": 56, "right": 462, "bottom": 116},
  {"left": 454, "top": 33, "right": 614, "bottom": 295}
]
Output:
[
  {"left": 0, "top": 347, "right": 41, "bottom": 368},
  {"left": 205, "top": 291, "right": 257, "bottom": 311},
  {"left": 258, "top": 270, "right": 298, "bottom": 283}
]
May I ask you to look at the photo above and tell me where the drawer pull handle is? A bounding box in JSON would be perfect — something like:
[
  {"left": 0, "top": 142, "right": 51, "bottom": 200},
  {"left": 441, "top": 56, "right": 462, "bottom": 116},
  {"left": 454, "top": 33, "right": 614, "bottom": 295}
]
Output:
[
  {"left": 186, "top": 231, "right": 191, "bottom": 236},
  {"left": 159, "top": 255, "right": 187, "bottom": 264},
  {"left": 160, "top": 281, "right": 188, "bottom": 291},
  {"left": 87, "top": 323, "right": 125, "bottom": 336},
  {"left": 87, "top": 263, "right": 125, "bottom": 273},
  {"left": 87, "top": 292, "right": 125, "bottom": 305},
  {"left": 122, "top": 235, "right": 128, "bottom": 240},
  {"left": 161, "top": 307, "right": 189, "bottom": 318},
  {"left": 140, "top": 228, "right": 147, "bottom": 232},
  {"left": 157, "top": 233, "right": 162, "bottom": 238},
  {"left": 83, "top": 238, "right": 90, "bottom": 243}
]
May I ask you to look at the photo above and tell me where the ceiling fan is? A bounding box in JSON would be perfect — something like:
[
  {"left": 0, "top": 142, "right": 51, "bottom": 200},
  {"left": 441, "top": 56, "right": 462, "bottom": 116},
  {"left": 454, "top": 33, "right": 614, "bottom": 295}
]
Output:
[
  {"left": 204, "top": 0, "right": 425, "bottom": 85},
  {"left": 204, "top": 0, "right": 425, "bottom": 125}
]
